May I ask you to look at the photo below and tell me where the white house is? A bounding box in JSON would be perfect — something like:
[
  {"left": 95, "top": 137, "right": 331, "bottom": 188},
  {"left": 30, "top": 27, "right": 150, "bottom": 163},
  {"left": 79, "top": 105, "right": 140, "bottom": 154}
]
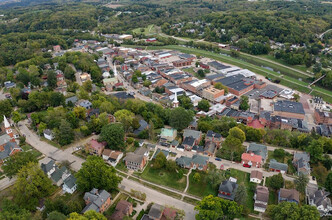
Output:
[
  {"left": 102, "top": 149, "right": 124, "bottom": 167},
  {"left": 250, "top": 170, "right": 263, "bottom": 184},
  {"left": 43, "top": 129, "right": 54, "bottom": 141},
  {"left": 63, "top": 175, "right": 77, "bottom": 194},
  {"left": 254, "top": 186, "right": 269, "bottom": 213},
  {"left": 307, "top": 187, "right": 332, "bottom": 217}
]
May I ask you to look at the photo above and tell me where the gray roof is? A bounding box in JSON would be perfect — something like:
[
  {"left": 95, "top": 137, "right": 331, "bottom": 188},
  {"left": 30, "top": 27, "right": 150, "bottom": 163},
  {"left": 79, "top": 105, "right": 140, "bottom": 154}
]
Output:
[
  {"left": 153, "top": 149, "right": 169, "bottom": 159},
  {"left": 183, "top": 129, "right": 201, "bottom": 140},
  {"left": 0, "top": 141, "right": 21, "bottom": 160},
  {"left": 216, "top": 74, "right": 252, "bottom": 92},
  {"left": 79, "top": 100, "right": 92, "bottom": 108},
  {"left": 247, "top": 143, "right": 268, "bottom": 161},
  {"left": 204, "top": 142, "right": 216, "bottom": 153},
  {"left": 41, "top": 160, "right": 55, "bottom": 173},
  {"left": 134, "top": 119, "right": 149, "bottom": 135},
  {"left": 134, "top": 146, "right": 148, "bottom": 155},
  {"left": 83, "top": 188, "right": 110, "bottom": 213},
  {"left": 183, "top": 136, "right": 195, "bottom": 146},
  {"left": 124, "top": 153, "right": 145, "bottom": 164},
  {"left": 0, "top": 134, "right": 12, "bottom": 146},
  {"left": 43, "top": 129, "right": 52, "bottom": 136},
  {"left": 207, "top": 61, "right": 230, "bottom": 70},
  {"left": 65, "top": 95, "right": 78, "bottom": 104},
  {"left": 179, "top": 53, "right": 195, "bottom": 59},
  {"left": 148, "top": 204, "right": 164, "bottom": 219},
  {"left": 63, "top": 175, "right": 76, "bottom": 189},
  {"left": 294, "top": 152, "right": 310, "bottom": 162},
  {"left": 218, "top": 180, "right": 238, "bottom": 200},
  {"left": 192, "top": 145, "right": 204, "bottom": 152},
  {"left": 176, "top": 156, "right": 192, "bottom": 167},
  {"left": 50, "top": 166, "right": 67, "bottom": 183},
  {"left": 206, "top": 130, "right": 222, "bottom": 139},
  {"left": 274, "top": 100, "right": 305, "bottom": 115},
  {"left": 269, "top": 159, "right": 288, "bottom": 172}
]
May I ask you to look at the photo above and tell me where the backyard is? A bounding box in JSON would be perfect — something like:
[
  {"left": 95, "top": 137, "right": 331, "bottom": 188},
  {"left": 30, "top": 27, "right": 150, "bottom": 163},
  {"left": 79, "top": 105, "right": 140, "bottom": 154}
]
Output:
[
  {"left": 187, "top": 170, "right": 217, "bottom": 197},
  {"left": 135, "top": 161, "right": 187, "bottom": 191}
]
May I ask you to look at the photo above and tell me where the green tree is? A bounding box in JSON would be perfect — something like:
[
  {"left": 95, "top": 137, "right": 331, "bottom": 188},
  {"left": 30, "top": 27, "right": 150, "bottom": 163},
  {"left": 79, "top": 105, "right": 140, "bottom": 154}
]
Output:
[
  {"left": 206, "top": 169, "right": 225, "bottom": 189},
  {"left": 195, "top": 195, "right": 242, "bottom": 220},
  {"left": 169, "top": 107, "right": 193, "bottom": 131},
  {"left": 267, "top": 173, "right": 284, "bottom": 190},
  {"left": 197, "top": 69, "right": 205, "bottom": 77},
  {"left": 47, "top": 211, "right": 67, "bottom": 220},
  {"left": 198, "top": 99, "right": 210, "bottom": 112},
  {"left": 83, "top": 80, "right": 92, "bottom": 92},
  {"left": 67, "top": 210, "right": 107, "bottom": 220},
  {"left": 267, "top": 202, "right": 319, "bottom": 220},
  {"left": 325, "top": 172, "right": 332, "bottom": 193},
  {"left": 165, "top": 160, "right": 178, "bottom": 172},
  {"left": 12, "top": 111, "right": 22, "bottom": 124},
  {"left": 306, "top": 139, "right": 324, "bottom": 163},
  {"left": 2, "top": 151, "right": 38, "bottom": 178},
  {"left": 13, "top": 162, "right": 53, "bottom": 210},
  {"left": 228, "top": 127, "right": 246, "bottom": 143},
  {"left": 178, "top": 95, "right": 193, "bottom": 109},
  {"left": 293, "top": 93, "right": 300, "bottom": 102},
  {"left": 0, "top": 99, "right": 13, "bottom": 121},
  {"left": 64, "top": 65, "right": 76, "bottom": 80},
  {"left": 99, "top": 123, "right": 125, "bottom": 150},
  {"left": 57, "top": 119, "right": 74, "bottom": 146},
  {"left": 234, "top": 184, "right": 247, "bottom": 206},
  {"left": 214, "top": 82, "right": 228, "bottom": 94},
  {"left": 193, "top": 172, "right": 201, "bottom": 183},
  {"left": 239, "top": 95, "right": 249, "bottom": 111},
  {"left": 47, "top": 70, "right": 57, "bottom": 89},
  {"left": 294, "top": 173, "right": 309, "bottom": 194},
  {"left": 76, "top": 156, "right": 122, "bottom": 192},
  {"left": 114, "top": 109, "right": 135, "bottom": 132},
  {"left": 0, "top": 199, "right": 31, "bottom": 220},
  {"left": 312, "top": 163, "right": 328, "bottom": 185},
  {"left": 153, "top": 152, "right": 167, "bottom": 169}
]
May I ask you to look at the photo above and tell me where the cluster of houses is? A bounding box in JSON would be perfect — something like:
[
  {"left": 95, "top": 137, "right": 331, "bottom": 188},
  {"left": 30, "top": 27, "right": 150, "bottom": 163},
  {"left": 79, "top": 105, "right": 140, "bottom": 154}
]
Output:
[
  {"left": 0, "top": 116, "right": 22, "bottom": 168},
  {"left": 41, "top": 159, "right": 77, "bottom": 194}
]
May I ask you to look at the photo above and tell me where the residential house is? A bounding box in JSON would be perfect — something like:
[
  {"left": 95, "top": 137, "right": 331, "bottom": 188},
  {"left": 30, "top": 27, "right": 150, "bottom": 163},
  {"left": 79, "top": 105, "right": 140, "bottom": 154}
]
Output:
[
  {"left": 241, "top": 153, "right": 262, "bottom": 168},
  {"left": 204, "top": 142, "right": 216, "bottom": 156},
  {"left": 269, "top": 159, "right": 288, "bottom": 174},
  {"left": 123, "top": 152, "right": 147, "bottom": 171},
  {"left": 0, "top": 141, "right": 22, "bottom": 167},
  {"left": 65, "top": 96, "right": 78, "bottom": 105},
  {"left": 182, "top": 136, "right": 196, "bottom": 151},
  {"left": 247, "top": 143, "right": 267, "bottom": 162},
  {"left": 102, "top": 149, "right": 123, "bottom": 167},
  {"left": 254, "top": 186, "right": 269, "bottom": 213},
  {"left": 78, "top": 100, "right": 92, "bottom": 110},
  {"left": 111, "top": 200, "right": 133, "bottom": 220},
  {"left": 307, "top": 187, "right": 332, "bottom": 217},
  {"left": 205, "top": 130, "right": 222, "bottom": 147},
  {"left": 134, "top": 146, "right": 149, "bottom": 157},
  {"left": 183, "top": 129, "right": 202, "bottom": 145},
  {"left": 86, "top": 139, "right": 107, "bottom": 156},
  {"left": 191, "top": 145, "right": 204, "bottom": 154},
  {"left": 43, "top": 129, "right": 54, "bottom": 141},
  {"left": 153, "top": 148, "right": 169, "bottom": 159},
  {"left": 50, "top": 166, "right": 70, "bottom": 186},
  {"left": 41, "top": 159, "right": 56, "bottom": 177},
  {"left": 160, "top": 128, "right": 177, "bottom": 142},
  {"left": 141, "top": 203, "right": 178, "bottom": 220},
  {"left": 250, "top": 170, "right": 263, "bottom": 184},
  {"left": 63, "top": 174, "right": 77, "bottom": 194},
  {"left": 134, "top": 119, "right": 149, "bottom": 136},
  {"left": 278, "top": 188, "right": 300, "bottom": 204},
  {"left": 82, "top": 188, "right": 111, "bottom": 213},
  {"left": 175, "top": 154, "right": 209, "bottom": 171},
  {"left": 218, "top": 178, "right": 238, "bottom": 201},
  {"left": 293, "top": 152, "right": 310, "bottom": 175}
]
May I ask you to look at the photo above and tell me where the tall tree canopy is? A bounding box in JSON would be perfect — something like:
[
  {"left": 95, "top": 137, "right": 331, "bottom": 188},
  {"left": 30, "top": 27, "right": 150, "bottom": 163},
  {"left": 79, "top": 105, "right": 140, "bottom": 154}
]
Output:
[{"left": 99, "top": 123, "right": 125, "bottom": 150}]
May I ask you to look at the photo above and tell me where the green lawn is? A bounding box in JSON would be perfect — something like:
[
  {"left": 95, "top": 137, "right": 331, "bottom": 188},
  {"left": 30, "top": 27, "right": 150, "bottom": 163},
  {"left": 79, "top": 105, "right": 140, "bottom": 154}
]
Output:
[
  {"left": 137, "top": 162, "right": 187, "bottom": 191},
  {"left": 115, "top": 159, "right": 128, "bottom": 172},
  {"left": 268, "top": 190, "right": 278, "bottom": 205},
  {"left": 258, "top": 54, "right": 310, "bottom": 73},
  {"left": 187, "top": 170, "right": 217, "bottom": 197},
  {"left": 225, "top": 169, "right": 256, "bottom": 213},
  {"left": 21, "top": 144, "right": 42, "bottom": 158},
  {"left": 132, "top": 24, "right": 156, "bottom": 36},
  {"left": 40, "top": 137, "right": 61, "bottom": 148}
]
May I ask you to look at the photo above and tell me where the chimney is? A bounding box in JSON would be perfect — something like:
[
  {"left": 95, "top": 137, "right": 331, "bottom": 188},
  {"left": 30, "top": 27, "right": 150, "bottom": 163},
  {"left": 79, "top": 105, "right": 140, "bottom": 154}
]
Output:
[{"left": 251, "top": 153, "right": 254, "bottom": 157}]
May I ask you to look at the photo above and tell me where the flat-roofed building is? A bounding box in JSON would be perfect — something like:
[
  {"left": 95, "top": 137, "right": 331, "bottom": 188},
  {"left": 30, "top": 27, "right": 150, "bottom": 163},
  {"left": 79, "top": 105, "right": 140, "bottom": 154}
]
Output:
[
  {"left": 273, "top": 100, "right": 305, "bottom": 120},
  {"left": 202, "top": 87, "right": 225, "bottom": 102}
]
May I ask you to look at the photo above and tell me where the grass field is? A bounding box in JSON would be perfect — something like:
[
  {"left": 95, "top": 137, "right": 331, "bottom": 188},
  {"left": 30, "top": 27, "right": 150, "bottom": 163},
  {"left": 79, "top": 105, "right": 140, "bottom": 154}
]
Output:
[
  {"left": 136, "top": 162, "right": 187, "bottom": 191},
  {"left": 127, "top": 44, "right": 332, "bottom": 102},
  {"left": 132, "top": 25, "right": 157, "bottom": 36},
  {"left": 259, "top": 54, "right": 311, "bottom": 73},
  {"left": 187, "top": 170, "right": 217, "bottom": 197}
]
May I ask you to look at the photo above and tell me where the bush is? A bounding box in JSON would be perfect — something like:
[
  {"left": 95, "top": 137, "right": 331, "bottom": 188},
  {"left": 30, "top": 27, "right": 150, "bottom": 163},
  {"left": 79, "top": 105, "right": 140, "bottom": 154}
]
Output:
[{"left": 126, "top": 137, "right": 134, "bottom": 144}]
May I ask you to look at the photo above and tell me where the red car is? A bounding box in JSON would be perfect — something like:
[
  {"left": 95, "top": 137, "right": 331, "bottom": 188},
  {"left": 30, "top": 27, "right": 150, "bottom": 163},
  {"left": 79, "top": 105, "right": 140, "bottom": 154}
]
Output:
[{"left": 243, "top": 164, "right": 251, "bottom": 168}]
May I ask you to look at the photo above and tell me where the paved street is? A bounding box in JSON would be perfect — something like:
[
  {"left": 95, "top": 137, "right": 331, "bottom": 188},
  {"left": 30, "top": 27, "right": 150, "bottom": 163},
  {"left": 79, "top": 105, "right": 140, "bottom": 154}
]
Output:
[
  {"left": 16, "top": 121, "right": 197, "bottom": 218},
  {"left": 120, "top": 178, "right": 196, "bottom": 220}
]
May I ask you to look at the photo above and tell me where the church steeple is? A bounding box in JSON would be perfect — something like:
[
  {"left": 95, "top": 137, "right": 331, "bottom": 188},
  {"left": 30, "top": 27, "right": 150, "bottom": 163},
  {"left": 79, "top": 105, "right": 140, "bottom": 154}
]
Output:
[{"left": 3, "top": 115, "right": 12, "bottom": 135}]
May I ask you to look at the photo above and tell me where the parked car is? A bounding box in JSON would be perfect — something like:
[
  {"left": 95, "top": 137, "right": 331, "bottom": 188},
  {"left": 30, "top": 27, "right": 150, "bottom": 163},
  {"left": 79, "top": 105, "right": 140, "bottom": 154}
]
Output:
[
  {"left": 243, "top": 164, "right": 251, "bottom": 168},
  {"left": 220, "top": 164, "right": 224, "bottom": 170},
  {"left": 215, "top": 157, "right": 222, "bottom": 161}
]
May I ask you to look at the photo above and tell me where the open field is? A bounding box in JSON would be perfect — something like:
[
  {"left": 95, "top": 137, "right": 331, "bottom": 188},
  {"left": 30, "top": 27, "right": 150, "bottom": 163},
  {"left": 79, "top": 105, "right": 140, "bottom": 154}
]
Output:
[{"left": 132, "top": 25, "right": 157, "bottom": 36}]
